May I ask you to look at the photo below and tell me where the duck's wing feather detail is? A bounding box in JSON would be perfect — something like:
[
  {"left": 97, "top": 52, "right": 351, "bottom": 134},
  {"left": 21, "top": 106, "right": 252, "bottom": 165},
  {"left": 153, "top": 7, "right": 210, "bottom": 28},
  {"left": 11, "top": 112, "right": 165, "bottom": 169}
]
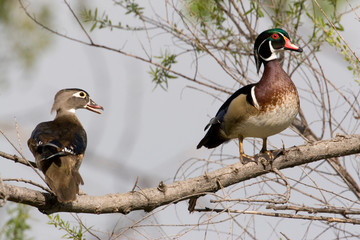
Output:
[
  {"left": 215, "top": 84, "right": 256, "bottom": 122},
  {"left": 197, "top": 84, "right": 256, "bottom": 149},
  {"left": 27, "top": 120, "right": 86, "bottom": 203},
  {"left": 28, "top": 122, "right": 87, "bottom": 159}
]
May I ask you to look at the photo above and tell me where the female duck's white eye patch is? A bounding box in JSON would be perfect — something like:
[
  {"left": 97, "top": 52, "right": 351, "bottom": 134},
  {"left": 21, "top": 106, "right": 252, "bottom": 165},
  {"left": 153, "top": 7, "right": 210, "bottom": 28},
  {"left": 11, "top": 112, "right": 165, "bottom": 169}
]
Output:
[{"left": 73, "top": 91, "right": 87, "bottom": 98}]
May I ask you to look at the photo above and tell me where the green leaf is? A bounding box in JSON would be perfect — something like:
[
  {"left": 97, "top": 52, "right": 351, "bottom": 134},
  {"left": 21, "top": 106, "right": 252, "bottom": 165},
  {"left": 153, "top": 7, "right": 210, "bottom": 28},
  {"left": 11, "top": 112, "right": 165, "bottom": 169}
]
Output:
[
  {"left": 149, "top": 51, "right": 178, "bottom": 90},
  {"left": 90, "top": 22, "right": 97, "bottom": 32},
  {"left": 0, "top": 204, "right": 31, "bottom": 240}
]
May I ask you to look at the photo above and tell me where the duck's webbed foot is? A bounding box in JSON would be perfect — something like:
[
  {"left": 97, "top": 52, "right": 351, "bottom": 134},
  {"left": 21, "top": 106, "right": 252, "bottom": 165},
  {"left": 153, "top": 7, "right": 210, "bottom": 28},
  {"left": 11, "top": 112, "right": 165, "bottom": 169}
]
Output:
[
  {"left": 78, "top": 189, "right": 87, "bottom": 196},
  {"left": 255, "top": 149, "right": 284, "bottom": 169},
  {"left": 239, "top": 153, "right": 257, "bottom": 164}
]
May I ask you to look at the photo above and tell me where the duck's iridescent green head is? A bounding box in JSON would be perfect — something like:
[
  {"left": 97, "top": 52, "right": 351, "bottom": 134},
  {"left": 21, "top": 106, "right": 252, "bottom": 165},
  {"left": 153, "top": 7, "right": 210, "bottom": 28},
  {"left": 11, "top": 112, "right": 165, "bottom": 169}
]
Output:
[{"left": 254, "top": 28, "right": 303, "bottom": 73}]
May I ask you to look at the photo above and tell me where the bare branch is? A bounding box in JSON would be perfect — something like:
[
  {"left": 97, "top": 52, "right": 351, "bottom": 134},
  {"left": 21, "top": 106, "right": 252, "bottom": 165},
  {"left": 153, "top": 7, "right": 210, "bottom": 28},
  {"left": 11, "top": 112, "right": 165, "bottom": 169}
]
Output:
[
  {"left": 3, "top": 178, "right": 49, "bottom": 192},
  {"left": 266, "top": 204, "right": 360, "bottom": 215},
  {"left": 194, "top": 207, "right": 360, "bottom": 225},
  {"left": 17, "top": 0, "right": 231, "bottom": 95},
  {"left": 1, "top": 134, "right": 360, "bottom": 215},
  {"left": 63, "top": 0, "right": 93, "bottom": 44},
  {"left": 0, "top": 150, "right": 37, "bottom": 168}
]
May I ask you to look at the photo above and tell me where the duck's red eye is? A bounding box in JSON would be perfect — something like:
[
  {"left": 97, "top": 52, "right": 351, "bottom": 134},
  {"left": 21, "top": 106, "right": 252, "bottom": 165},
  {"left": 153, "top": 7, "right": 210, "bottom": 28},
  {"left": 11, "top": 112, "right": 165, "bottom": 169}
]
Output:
[{"left": 272, "top": 33, "right": 279, "bottom": 39}]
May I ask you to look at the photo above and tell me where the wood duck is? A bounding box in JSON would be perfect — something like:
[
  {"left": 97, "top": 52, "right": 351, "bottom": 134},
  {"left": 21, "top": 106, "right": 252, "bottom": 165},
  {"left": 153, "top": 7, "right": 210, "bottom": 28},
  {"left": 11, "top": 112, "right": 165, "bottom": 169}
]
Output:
[
  {"left": 28, "top": 88, "right": 103, "bottom": 203},
  {"left": 197, "top": 28, "right": 303, "bottom": 163}
]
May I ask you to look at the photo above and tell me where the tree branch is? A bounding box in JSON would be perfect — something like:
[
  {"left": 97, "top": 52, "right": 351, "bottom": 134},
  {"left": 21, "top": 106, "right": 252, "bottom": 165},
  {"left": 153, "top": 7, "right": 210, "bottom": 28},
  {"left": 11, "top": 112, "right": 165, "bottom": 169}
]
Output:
[
  {"left": 17, "top": 0, "right": 232, "bottom": 95},
  {"left": 1, "top": 134, "right": 360, "bottom": 215},
  {"left": 0, "top": 150, "right": 37, "bottom": 168},
  {"left": 266, "top": 204, "right": 360, "bottom": 215},
  {"left": 194, "top": 207, "right": 360, "bottom": 225}
]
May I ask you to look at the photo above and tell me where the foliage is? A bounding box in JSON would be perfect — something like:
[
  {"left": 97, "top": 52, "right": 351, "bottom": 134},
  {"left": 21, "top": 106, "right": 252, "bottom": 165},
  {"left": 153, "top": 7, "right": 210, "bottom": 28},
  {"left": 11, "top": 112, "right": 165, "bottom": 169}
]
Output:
[
  {"left": 311, "top": 14, "right": 359, "bottom": 82},
  {"left": 81, "top": 8, "right": 114, "bottom": 31},
  {"left": 119, "top": 0, "right": 144, "bottom": 16},
  {"left": 185, "top": 0, "right": 227, "bottom": 29},
  {"left": 0, "top": 0, "right": 53, "bottom": 86},
  {"left": 0, "top": 204, "right": 31, "bottom": 240},
  {"left": 48, "top": 214, "right": 87, "bottom": 240},
  {"left": 81, "top": 0, "right": 360, "bottom": 90},
  {"left": 149, "top": 51, "right": 178, "bottom": 90}
]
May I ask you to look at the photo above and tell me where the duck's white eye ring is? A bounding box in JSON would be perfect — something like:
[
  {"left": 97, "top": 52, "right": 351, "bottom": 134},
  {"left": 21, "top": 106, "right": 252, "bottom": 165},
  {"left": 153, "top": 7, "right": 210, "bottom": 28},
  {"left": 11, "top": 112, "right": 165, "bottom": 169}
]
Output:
[{"left": 73, "top": 91, "right": 87, "bottom": 98}]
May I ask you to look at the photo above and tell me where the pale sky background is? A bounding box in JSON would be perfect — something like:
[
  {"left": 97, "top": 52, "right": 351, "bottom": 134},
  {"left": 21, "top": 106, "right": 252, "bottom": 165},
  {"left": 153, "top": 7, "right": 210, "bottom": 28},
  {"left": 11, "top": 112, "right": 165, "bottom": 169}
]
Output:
[{"left": 0, "top": 0, "right": 359, "bottom": 239}]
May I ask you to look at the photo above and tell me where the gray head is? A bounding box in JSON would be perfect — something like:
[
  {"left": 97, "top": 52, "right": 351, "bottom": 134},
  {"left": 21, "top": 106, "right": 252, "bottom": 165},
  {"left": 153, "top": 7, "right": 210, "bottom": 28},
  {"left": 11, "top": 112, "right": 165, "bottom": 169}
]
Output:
[{"left": 51, "top": 88, "right": 104, "bottom": 115}]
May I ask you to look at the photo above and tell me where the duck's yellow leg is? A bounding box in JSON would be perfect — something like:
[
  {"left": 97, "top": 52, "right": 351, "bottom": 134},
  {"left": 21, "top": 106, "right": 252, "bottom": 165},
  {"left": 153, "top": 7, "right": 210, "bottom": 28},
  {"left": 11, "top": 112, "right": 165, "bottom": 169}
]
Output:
[
  {"left": 260, "top": 138, "right": 268, "bottom": 153},
  {"left": 257, "top": 138, "right": 283, "bottom": 163},
  {"left": 238, "top": 136, "right": 256, "bottom": 164}
]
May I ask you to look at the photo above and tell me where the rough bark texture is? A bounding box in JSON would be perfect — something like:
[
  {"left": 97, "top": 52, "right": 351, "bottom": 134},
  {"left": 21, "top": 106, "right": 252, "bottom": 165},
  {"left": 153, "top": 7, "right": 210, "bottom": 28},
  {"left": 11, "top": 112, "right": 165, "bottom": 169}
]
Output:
[{"left": 1, "top": 134, "right": 360, "bottom": 215}]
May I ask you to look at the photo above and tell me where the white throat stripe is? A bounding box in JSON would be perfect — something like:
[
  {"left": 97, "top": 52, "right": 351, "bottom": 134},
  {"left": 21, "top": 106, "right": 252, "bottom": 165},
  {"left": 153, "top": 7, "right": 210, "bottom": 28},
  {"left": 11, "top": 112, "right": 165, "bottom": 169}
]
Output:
[
  {"left": 261, "top": 41, "right": 278, "bottom": 61},
  {"left": 251, "top": 86, "right": 260, "bottom": 110}
]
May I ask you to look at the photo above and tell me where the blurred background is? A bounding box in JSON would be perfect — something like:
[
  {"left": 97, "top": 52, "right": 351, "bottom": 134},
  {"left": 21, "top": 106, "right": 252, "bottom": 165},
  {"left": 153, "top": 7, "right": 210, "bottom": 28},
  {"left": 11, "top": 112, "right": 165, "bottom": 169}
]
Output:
[
  {"left": 0, "top": 1, "right": 221, "bottom": 239},
  {"left": 0, "top": 0, "right": 359, "bottom": 239}
]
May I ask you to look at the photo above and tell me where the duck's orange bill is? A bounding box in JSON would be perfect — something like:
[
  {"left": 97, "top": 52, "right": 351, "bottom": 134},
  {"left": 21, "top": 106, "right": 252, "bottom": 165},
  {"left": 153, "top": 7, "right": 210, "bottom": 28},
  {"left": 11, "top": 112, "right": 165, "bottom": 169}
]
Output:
[{"left": 284, "top": 37, "right": 303, "bottom": 52}]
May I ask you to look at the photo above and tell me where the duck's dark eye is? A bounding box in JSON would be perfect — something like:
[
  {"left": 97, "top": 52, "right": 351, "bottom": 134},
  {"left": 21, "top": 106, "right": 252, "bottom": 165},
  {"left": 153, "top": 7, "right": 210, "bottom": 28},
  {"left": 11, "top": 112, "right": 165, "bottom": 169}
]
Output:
[
  {"left": 79, "top": 91, "right": 86, "bottom": 98},
  {"left": 272, "top": 33, "right": 279, "bottom": 39}
]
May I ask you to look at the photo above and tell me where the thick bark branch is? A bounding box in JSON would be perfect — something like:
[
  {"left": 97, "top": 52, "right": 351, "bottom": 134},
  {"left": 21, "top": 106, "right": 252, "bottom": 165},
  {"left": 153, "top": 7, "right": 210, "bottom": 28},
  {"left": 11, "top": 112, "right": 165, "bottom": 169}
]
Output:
[
  {"left": 293, "top": 115, "right": 360, "bottom": 199},
  {"left": 1, "top": 134, "right": 360, "bottom": 215}
]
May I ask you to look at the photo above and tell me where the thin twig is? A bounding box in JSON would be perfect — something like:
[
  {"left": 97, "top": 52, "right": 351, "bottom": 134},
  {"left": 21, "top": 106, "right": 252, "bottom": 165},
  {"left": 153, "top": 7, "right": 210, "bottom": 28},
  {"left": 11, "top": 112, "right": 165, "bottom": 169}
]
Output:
[
  {"left": 266, "top": 204, "right": 360, "bottom": 215},
  {"left": 272, "top": 167, "right": 290, "bottom": 204},
  {"left": 131, "top": 176, "right": 139, "bottom": 193},
  {"left": 194, "top": 208, "right": 360, "bottom": 224},
  {"left": 0, "top": 150, "right": 37, "bottom": 168},
  {"left": 3, "top": 178, "right": 50, "bottom": 192},
  {"left": 312, "top": 0, "right": 360, "bottom": 62},
  {"left": 63, "top": 0, "right": 93, "bottom": 44},
  {"left": 71, "top": 214, "right": 102, "bottom": 240},
  {"left": 0, "top": 129, "right": 45, "bottom": 183},
  {"left": 17, "top": 0, "right": 231, "bottom": 95}
]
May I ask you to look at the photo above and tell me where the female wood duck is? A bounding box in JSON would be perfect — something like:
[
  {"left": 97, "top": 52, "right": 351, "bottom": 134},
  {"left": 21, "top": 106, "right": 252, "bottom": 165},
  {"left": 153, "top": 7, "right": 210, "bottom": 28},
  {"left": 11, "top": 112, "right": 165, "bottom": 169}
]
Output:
[
  {"left": 197, "top": 28, "right": 303, "bottom": 163},
  {"left": 28, "top": 88, "right": 103, "bottom": 203}
]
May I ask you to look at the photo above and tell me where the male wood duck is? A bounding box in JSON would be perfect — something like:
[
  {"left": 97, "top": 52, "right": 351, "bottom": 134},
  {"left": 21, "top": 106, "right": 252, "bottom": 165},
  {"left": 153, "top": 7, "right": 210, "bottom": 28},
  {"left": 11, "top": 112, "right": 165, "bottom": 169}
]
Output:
[
  {"left": 28, "top": 88, "right": 103, "bottom": 203},
  {"left": 197, "top": 28, "right": 303, "bottom": 163}
]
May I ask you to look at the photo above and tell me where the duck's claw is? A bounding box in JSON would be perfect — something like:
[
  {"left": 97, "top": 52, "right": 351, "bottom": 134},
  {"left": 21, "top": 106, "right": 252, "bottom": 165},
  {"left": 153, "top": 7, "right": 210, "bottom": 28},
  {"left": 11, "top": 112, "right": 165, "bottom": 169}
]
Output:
[{"left": 255, "top": 149, "right": 284, "bottom": 169}]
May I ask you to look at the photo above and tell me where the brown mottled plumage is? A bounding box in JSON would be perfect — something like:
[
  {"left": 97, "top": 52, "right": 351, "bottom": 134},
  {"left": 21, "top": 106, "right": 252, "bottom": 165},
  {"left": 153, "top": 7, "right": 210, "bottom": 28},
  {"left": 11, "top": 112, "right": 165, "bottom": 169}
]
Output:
[{"left": 28, "top": 88, "right": 103, "bottom": 203}]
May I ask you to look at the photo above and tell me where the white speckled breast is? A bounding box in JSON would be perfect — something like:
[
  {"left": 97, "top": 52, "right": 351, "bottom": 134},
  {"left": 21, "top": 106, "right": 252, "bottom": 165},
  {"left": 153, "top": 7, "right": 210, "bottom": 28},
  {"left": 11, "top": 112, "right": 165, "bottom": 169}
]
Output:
[
  {"left": 233, "top": 91, "right": 299, "bottom": 138},
  {"left": 223, "top": 60, "right": 300, "bottom": 140}
]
